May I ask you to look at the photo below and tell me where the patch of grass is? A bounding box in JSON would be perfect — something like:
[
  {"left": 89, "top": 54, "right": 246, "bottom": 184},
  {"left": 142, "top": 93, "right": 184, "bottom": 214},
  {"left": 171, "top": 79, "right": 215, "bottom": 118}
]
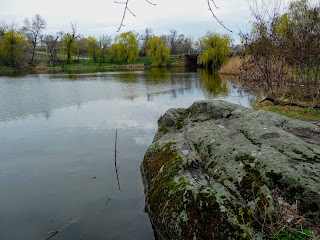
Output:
[
  {"left": 159, "top": 125, "right": 169, "bottom": 133},
  {"left": 176, "top": 120, "right": 182, "bottom": 129},
  {"left": 270, "top": 226, "right": 313, "bottom": 240},
  {"left": 46, "top": 57, "right": 181, "bottom": 68},
  {"left": 136, "top": 58, "right": 152, "bottom": 65},
  {"left": 167, "top": 58, "right": 181, "bottom": 65},
  {"left": 0, "top": 66, "right": 14, "bottom": 71},
  {"left": 257, "top": 104, "right": 320, "bottom": 121}
]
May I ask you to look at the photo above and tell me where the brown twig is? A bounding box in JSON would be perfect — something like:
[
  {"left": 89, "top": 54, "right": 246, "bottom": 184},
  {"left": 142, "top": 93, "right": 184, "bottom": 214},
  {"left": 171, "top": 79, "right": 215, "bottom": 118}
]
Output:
[{"left": 207, "top": 0, "right": 233, "bottom": 32}]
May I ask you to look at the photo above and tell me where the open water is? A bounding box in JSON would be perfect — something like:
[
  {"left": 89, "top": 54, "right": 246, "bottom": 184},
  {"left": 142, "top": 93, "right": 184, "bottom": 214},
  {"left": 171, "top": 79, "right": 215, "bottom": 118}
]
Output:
[{"left": 0, "top": 68, "right": 255, "bottom": 239}]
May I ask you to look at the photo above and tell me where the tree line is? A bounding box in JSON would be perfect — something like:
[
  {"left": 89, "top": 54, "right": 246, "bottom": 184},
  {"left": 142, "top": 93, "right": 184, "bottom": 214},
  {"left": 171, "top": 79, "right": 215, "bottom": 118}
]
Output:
[{"left": 0, "top": 16, "right": 234, "bottom": 69}]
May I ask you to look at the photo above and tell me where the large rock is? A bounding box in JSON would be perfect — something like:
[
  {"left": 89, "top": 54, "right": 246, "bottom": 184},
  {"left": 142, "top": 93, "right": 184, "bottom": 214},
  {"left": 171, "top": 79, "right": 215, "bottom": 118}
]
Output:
[{"left": 141, "top": 100, "right": 320, "bottom": 239}]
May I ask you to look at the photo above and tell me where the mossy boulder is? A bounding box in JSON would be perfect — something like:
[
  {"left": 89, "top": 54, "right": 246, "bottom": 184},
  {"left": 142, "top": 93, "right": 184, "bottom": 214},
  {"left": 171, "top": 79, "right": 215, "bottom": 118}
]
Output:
[{"left": 141, "top": 100, "right": 320, "bottom": 239}]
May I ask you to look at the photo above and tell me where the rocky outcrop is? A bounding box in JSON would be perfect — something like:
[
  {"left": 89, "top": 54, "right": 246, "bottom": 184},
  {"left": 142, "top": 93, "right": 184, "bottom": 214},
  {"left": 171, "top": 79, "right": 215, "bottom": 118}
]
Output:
[{"left": 141, "top": 100, "right": 320, "bottom": 239}]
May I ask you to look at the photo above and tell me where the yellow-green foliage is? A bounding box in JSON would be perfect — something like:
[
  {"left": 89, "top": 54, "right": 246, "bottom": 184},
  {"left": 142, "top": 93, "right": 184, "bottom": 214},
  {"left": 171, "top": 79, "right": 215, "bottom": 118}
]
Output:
[
  {"left": 86, "top": 36, "right": 99, "bottom": 63},
  {"left": 0, "top": 30, "right": 28, "bottom": 68},
  {"left": 110, "top": 43, "right": 120, "bottom": 62},
  {"left": 146, "top": 37, "right": 170, "bottom": 67},
  {"left": 114, "top": 32, "right": 138, "bottom": 64},
  {"left": 62, "top": 34, "right": 77, "bottom": 64},
  {"left": 200, "top": 33, "right": 232, "bottom": 69}
]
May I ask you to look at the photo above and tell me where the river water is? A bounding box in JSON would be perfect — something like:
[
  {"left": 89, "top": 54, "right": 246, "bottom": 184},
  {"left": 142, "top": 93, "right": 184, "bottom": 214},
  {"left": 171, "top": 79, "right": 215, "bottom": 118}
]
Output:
[{"left": 0, "top": 68, "right": 255, "bottom": 240}]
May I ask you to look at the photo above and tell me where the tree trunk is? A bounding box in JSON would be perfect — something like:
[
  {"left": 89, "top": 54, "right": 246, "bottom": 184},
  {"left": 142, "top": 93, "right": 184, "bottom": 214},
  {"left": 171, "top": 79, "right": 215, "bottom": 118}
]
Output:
[
  {"left": 67, "top": 47, "right": 71, "bottom": 64},
  {"left": 31, "top": 44, "right": 36, "bottom": 63}
]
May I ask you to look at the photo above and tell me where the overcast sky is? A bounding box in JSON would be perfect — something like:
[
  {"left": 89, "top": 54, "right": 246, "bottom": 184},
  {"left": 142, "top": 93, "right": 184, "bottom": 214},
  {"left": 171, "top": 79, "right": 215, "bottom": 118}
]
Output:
[{"left": 1, "top": 0, "right": 292, "bottom": 43}]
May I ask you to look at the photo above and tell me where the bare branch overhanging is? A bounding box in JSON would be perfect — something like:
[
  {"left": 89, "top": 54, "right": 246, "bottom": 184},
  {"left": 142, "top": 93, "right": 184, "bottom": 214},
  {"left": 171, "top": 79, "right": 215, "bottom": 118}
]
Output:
[
  {"left": 115, "top": 0, "right": 232, "bottom": 32},
  {"left": 207, "top": 0, "right": 233, "bottom": 32}
]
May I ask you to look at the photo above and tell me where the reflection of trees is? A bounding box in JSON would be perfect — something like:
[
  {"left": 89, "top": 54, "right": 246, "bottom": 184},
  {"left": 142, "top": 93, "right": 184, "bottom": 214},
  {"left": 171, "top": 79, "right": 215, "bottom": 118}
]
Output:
[
  {"left": 198, "top": 69, "right": 228, "bottom": 96},
  {"left": 114, "top": 72, "right": 139, "bottom": 83},
  {"left": 145, "top": 68, "right": 170, "bottom": 85}
]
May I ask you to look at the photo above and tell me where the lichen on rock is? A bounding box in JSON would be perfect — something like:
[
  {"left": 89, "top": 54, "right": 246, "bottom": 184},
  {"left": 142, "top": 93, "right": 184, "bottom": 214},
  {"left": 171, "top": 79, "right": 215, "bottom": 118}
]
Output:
[{"left": 141, "top": 100, "right": 320, "bottom": 239}]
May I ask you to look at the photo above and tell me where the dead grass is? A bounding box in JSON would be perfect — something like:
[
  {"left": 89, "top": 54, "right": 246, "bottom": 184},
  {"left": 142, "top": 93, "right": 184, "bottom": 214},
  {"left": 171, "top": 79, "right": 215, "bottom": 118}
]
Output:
[
  {"left": 218, "top": 56, "right": 242, "bottom": 75},
  {"left": 35, "top": 62, "right": 48, "bottom": 70}
]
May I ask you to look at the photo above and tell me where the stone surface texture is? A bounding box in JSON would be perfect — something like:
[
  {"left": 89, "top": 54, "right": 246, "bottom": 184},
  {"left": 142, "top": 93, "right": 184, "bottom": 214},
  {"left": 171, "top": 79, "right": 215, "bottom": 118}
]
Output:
[{"left": 141, "top": 100, "right": 320, "bottom": 239}]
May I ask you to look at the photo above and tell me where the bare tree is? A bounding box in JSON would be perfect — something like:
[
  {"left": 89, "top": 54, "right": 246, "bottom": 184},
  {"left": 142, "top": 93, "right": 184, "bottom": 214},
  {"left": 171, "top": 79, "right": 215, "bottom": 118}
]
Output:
[
  {"left": 0, "top": 21, "right": 9, "bottom": 36},
  {"left": 99, "top": 35, "right": 112, "bottom": 65},
  {"left": 22, "top": 14, "right": 47, "bottom": 63},
  {"left": 56, "top": 31, "right": 65, "bottom": 54},
  {"left": 0, "top": 20, "right": 17, "bottom": 36},
  {"left": 139, "top": 28, "right": 153, "bottom": 56},
  {"left": 43, "top": 34, "right": 59, "bottom": 67},
  {"left": 169, "top": 30, "right": 178, "bottom": 55}
]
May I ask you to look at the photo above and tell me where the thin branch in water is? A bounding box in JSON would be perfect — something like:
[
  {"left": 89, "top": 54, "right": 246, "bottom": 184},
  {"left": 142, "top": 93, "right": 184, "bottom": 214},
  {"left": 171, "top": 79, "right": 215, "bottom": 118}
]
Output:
[
  {"left": 46, "top": 231, "right": 59, "bottom": 240},
  {"left": 105, "top": 197, "right": 111, "bottom": 206},
  {"left": 207, "top": 0, "right": 233, "bottom": 32},
  {"left": 45, "top": 217, "right": 80, "bottom": 240},
  {"left": 114, "top": 130, "right": 121, "bottom": 191}
]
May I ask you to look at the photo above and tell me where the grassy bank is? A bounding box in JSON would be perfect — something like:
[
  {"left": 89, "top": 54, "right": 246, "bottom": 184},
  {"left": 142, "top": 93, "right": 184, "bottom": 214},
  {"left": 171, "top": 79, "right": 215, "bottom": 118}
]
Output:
[
  {"left": 0, "top": 57, "right": 182, "bottom": 73},
  {"left": 33, "top": 57, "right": 182, "bottom": 71},
  {"left": 256, "top": 102, "right": 320, "bottom": 122},
  {"left": 0, "top": 66, "right": 15, "bottom": 71}
]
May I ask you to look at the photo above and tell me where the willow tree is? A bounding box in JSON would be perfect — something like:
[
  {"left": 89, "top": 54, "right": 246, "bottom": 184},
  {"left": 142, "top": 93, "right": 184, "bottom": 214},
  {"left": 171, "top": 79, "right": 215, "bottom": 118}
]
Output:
[
  {"left": 0, "top": 30, "right": 28, "bottom": 68},
  {"left": 110, "top": 43, "right": 120, "bottom": 62},
  {"left": 200, "top": 33, "right": 232, "bottom": 70},
  {"left": 86, "top": 37, "right": 99, "bottom": 63},
  {"left": 146, "top": 36, "right": 170, "bottom": 67},
  {"left": 62, "top": 24, "right": 78, "bottom": 64},
  {"left": 114, "top": 31, "right": 138, "bottom": 64}
]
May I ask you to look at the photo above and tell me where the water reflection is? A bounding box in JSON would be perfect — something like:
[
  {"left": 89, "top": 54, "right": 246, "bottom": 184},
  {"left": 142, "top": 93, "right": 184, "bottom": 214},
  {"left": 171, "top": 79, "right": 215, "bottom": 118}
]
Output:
[
  {"left": 0, "top": 68, "right": 255, "bottom": 240},
  {"left": 114, "top": 72, "right": 139, "bottom": 83},
  {"left": 0, "top": 69, "right": 248, "bottom": 123},
  {"left": 198, "top": 69, "right": 228, "bottom": 96},
  {"left": 145, "top": 68, "right": 170, "bottom": 84}
]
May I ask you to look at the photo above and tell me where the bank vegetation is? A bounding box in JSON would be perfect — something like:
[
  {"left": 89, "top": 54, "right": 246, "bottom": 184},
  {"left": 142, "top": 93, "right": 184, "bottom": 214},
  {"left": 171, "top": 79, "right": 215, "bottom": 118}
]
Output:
[{"left": 219, "top": 0, "right": 320, "bottom": 120}]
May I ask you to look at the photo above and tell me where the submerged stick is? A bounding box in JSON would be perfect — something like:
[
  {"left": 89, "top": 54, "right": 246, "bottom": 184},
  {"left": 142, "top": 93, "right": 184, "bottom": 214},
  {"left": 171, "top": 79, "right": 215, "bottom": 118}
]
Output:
[
  {"left": 105, "top": 197, "right": 111, "bottom": 206},
  {"left": 45, "top": 217, "right": 80, "bottom": 240},
  {"left": 114, "top": 130, "right": 121, "bottom": 191}
]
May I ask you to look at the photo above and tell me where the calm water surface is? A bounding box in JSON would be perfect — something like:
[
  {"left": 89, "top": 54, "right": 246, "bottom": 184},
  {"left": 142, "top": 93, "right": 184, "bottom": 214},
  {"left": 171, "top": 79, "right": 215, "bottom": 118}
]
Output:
[{"left": 0, "top": 68, "right": 255, "bottom": 239}]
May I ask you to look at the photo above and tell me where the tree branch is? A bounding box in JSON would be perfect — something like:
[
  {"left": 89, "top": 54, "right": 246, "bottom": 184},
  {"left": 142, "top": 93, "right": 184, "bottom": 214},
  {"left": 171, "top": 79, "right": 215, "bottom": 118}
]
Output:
[
  {"left": 211, "top": 0, "right": 219, "bottom": 9},
  {"left": 145, "top": 0, "right": 157, "bottom": 6},
  {"left": 207, "top": 0, "right": 233, "bottom": 32},
  {"left": 115, "top": 0, "right": 232, "bottom": 32},
  {"left": 115, "top": 0, "right": 136, "bottom": 32}
]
